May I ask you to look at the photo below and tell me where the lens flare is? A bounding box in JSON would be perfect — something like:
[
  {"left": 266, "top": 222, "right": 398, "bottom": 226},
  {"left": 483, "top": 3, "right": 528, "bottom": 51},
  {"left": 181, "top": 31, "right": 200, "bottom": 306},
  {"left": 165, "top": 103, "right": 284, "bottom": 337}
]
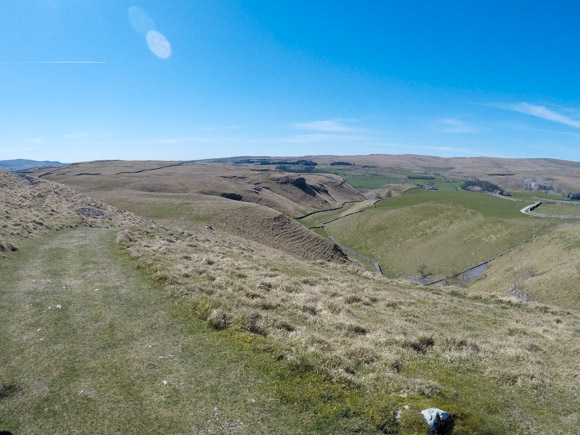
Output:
[
  {"left": 146, "top": 31, "right": 172, "bottom": 59},
  {"left": 128, "top": 6, "right": 155, "bottom": 36}
]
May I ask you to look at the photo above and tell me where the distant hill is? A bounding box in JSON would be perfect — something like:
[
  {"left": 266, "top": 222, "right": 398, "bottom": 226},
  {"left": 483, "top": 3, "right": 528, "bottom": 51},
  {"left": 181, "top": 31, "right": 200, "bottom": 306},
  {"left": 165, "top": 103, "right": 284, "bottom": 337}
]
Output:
[
  {"left": 0, "top": 159, "right": 66, "bottom": 171},
  {"left": 25, "top": 160, "right": 358, "bottom": 262},
  {"left": 211, "top": 154, "right": 580, "bottom": 196}
]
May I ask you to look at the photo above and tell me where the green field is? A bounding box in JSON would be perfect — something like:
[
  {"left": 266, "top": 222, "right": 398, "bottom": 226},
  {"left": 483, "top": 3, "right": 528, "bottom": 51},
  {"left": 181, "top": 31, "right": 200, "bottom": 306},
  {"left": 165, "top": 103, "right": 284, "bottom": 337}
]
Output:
[
  {"left": 327, "top": 189, "right": 555, "bottom": 277},
  {"left": 510, "top": 191, "right": 570, "bottom": 201},
  {"left": 535, "top": 202, "right": 580, "bottom": 216},
  {"left": 319, "top": 166, "right": 449, "bottom": 191}
]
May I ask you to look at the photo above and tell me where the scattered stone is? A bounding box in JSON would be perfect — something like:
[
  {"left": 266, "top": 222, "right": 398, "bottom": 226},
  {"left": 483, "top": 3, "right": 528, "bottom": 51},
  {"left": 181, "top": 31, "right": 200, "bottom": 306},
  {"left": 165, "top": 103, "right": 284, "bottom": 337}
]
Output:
[
  {"left": 421, "top": 408, "right": 454, "bottom": 435},
  {"left": 507, "top": 285, "right": 528, "bottom": 303},
  {"left": 116, "top": 230, "right": 133, "bottom": 244}
]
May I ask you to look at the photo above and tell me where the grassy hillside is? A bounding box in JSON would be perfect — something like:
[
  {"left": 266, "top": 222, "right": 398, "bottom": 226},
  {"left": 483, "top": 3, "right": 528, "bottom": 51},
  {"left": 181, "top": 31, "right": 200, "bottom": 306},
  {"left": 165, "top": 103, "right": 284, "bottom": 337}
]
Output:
[
  {"left": 0, "top": 170, "right": 145, "bottom": 255},
  {"left": 27, "top": 160, "right": 365, "bottom": 218},
  {"left": 470, "top": 223, "right": 580, "bottom": 310},
  {"left": 0, "top": 228, "right": 340, "bottom": 434},
  {"left": 534, "top": 201, "right": 580, "bottom": 216},
  {"left": 116, "top": 223, "right": 580, "bottom": 433},
  {"left": 327, "top": 189, "right": 555, "bottom": 277},
  {"left": 106, "top": 190, "right": 348, "bottom": 263},
  {"left": 3, "top": 162, "right": 580, "bottom": 432},
  {"left": 307, "top": 154, "right": 580, "bottom": 194},
  {"left": 27, "top": 161, "right": 364, "bottom": 263}
]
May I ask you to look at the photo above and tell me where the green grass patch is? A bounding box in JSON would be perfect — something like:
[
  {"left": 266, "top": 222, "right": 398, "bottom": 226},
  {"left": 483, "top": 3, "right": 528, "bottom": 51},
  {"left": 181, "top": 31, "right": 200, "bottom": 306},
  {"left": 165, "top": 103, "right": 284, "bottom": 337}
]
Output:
[
  {"left": 0, "top": 228, "right": 357, "bottom": 434},
  {"left": 376, "top": 188, "right": 527, "bottom": 218},
  {"left": 510, "top": 191, "right": 568, "bottom": 201},
  {"left": 535, "top": 202, "right": 580, "bottom": 216},
  {"left": 328, "top": 190, "right": 555, "bottom": 277}
]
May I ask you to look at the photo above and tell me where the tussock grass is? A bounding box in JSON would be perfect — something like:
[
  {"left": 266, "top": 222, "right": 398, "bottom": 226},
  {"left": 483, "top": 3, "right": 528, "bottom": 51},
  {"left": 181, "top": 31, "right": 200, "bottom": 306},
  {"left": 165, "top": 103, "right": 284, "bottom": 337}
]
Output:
[
  {"left": 0, "top": 170, "right": 146, "bottom": 259},
  {"left": 119, "top": 224, "right": 580, "bottom": 433},
  {"left": 471, "top": 223, "right": 580, "bottom": 310}
]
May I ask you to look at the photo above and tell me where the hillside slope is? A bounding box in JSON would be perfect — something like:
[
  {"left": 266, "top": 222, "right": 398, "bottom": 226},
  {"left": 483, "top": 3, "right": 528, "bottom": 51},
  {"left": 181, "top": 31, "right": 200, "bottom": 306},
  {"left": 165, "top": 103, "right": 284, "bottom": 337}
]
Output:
[
  {"left": 0, "top": 170, "right": 146, "bottom": 256},
  {"left": 2, "top": 166, "right": 580, "bottom": 432},
  {"left": 26, "top": 161, "right": 353, "bottom": 263},
  {"left": 297, "top": 154, "right": 580, "bottom": 194},
  {"left": 0, "top": 227, "right": 325, "bottom": 434},
  {"left": 470, "top": 223, "right": 580, "bottom": 310},
  {"left": 115, "top": 222, "right": 580, "bottom": 433},
  {"left": 27, "top": 160, "right": 365, "bottom": 217}
]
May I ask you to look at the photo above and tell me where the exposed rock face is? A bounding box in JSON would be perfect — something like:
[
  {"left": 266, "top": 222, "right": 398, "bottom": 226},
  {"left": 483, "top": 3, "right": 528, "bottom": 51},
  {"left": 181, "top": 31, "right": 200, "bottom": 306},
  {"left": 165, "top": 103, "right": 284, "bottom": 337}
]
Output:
[{"left": 421, "top": 408, "right": 454, "bottom": 435}]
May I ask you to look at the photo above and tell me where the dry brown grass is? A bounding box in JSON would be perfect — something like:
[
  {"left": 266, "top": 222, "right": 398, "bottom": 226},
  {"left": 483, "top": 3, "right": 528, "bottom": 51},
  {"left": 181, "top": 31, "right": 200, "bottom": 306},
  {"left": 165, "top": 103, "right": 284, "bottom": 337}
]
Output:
[
  {"left": 0, "top": 170, "right": 146, "bottom": 257},
  {"left": 4, "top": 162, "right": 580, "bottom": 431},
  {"left": 27, "top": 160, "right": 365, "bottom": 217},
  {"left": 470, "top": 223, "right": 580, "bottom": 310},
  {"left": 118, "top": 224, "right": 580, "bottom": 433},
  {"left": 28, "top": 162, "right": 355, "bottom": 263}
]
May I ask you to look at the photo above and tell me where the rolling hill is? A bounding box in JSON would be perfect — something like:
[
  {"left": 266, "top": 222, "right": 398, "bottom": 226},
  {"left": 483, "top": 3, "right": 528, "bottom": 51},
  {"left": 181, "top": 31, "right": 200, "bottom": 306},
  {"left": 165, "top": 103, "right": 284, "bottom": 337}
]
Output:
[
  {"left": 4, "top": 155, "right": 580, "bottom": 432},
  {"left": 211, "top": 154, "right": 580, "bottom": 197},
  {"left": 25, "top": 161, "right": 360, "bottom": 263},
  {"left": 0, "top": 159, "right": 65, "bottom": 171}
]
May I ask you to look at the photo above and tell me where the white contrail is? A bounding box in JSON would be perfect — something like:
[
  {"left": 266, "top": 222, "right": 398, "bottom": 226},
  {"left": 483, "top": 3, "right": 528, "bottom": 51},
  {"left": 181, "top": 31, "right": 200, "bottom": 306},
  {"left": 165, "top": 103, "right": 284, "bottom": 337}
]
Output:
[{"left": 0, "top": 61, "right": 106, "bottom": 64}]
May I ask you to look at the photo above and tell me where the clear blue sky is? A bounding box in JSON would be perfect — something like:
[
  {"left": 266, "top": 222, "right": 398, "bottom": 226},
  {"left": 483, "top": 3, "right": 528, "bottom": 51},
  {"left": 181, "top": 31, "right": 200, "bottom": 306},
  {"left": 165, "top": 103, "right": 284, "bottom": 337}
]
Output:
[{"left": 2, "top": 0, "right": 580, "bottom": 162}]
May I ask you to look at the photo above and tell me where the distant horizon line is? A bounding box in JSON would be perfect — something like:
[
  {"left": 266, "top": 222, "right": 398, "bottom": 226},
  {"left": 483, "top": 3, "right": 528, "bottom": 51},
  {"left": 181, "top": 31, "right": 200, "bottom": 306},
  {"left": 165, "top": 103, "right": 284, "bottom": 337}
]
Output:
[{"left": 3, "top": 153, "right": 580, "bottom": 165}]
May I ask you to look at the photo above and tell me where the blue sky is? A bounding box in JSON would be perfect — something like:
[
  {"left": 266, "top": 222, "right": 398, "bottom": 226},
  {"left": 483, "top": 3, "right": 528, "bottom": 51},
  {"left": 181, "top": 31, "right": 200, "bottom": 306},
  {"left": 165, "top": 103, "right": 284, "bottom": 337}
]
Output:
[{"left": 2, "top": 0, "right": 580, "bottom": 162}]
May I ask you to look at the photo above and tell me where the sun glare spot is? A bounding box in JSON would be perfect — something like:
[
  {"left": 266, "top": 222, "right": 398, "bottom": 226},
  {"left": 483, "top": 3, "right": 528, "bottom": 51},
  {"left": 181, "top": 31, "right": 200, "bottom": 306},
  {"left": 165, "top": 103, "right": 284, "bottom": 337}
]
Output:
[
  {"left": 147, "top": 31, "right": 172, "bottom": 59},
  {"left": 128, "top": 6, "right": 155, "bottom": 36}
]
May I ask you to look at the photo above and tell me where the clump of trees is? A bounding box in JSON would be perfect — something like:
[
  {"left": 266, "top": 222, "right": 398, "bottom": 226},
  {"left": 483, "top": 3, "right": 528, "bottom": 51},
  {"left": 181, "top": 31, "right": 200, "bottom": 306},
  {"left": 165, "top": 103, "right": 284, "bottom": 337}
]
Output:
[{"left": 461, "top": 179, "right": 503, "bottom": 193}]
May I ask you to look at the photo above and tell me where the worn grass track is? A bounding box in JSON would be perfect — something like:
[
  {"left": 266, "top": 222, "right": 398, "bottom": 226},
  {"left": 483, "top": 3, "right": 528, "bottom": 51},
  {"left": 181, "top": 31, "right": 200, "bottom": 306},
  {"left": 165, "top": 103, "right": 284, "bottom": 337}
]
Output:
[{"left": 0, "top": 228, "right": 321, "bottom": 434}]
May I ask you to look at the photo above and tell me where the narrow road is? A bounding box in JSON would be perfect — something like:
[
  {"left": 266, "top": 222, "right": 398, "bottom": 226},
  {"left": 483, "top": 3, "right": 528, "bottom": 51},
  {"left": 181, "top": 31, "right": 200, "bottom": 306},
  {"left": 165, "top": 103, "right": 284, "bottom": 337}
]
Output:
[
  {"left": 520, "top": 201, "right": 543, "bottom": 216},
  {"left": 520, "top": 201, "right": 580, "bottom": 219},
  {"left": 0, "top": 228, "right": 311, "bottom": 434}
]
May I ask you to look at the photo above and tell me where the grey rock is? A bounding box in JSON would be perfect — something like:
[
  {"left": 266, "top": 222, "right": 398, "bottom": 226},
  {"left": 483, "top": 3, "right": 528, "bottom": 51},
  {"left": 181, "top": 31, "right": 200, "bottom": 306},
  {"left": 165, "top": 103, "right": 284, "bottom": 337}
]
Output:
[
  {"left": 421, "top": 408, "right": 454, "bottom": 434},
  {"left": 507, "top": 285, "right": 528, "bottom": 303}
]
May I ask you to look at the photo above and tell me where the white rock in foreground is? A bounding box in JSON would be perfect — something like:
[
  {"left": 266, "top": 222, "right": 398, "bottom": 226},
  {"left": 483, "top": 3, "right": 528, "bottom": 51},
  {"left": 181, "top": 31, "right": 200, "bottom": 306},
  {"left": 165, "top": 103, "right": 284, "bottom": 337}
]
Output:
[{"left": 421, "top": 408, "right": 453, "bottom": 434}]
